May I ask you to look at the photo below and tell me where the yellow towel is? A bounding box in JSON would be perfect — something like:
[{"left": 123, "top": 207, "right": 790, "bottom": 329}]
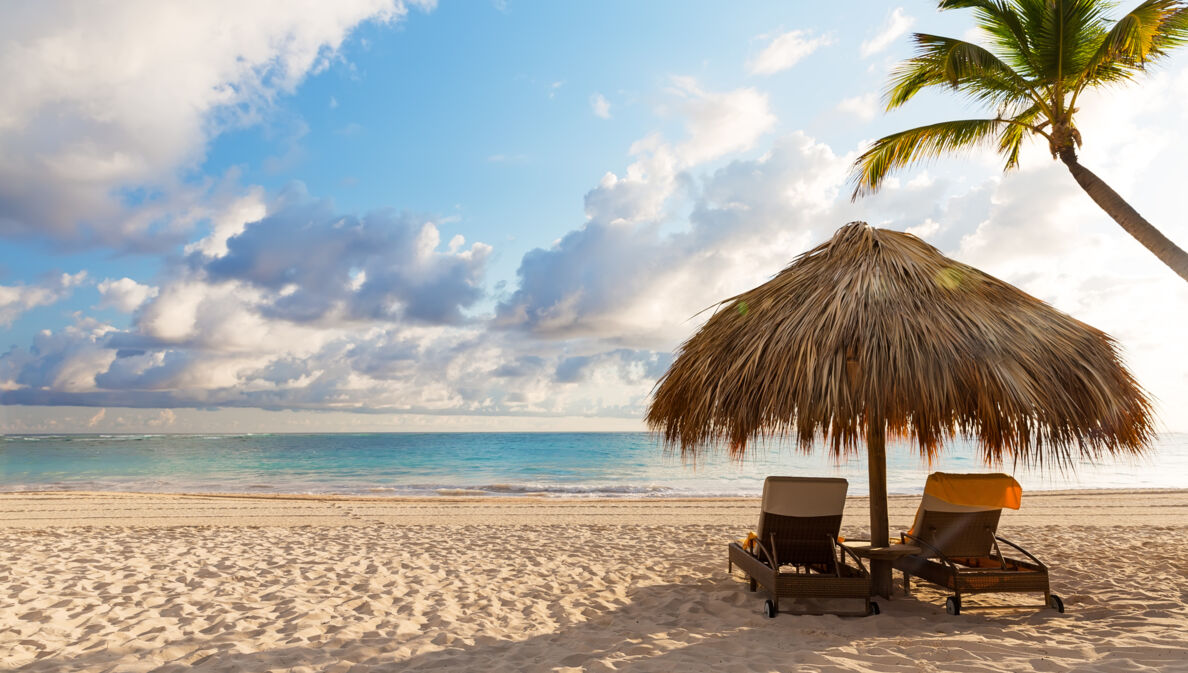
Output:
[
  {"left": 924, "top": 472, "right": 1022, "bottom": 509},
  {"left": 739, "top": 531, "right": 759, "bottom": 552}
]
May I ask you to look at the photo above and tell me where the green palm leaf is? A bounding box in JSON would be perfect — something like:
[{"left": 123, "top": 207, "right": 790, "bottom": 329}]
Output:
[
  {"left": 886, "top": 34, "right": 1039, "bottom": 112},
  {"left": 1078, "top": 1, "right": 1188, "bottom": 87},
  {"left": 939, "top": 1, "right": 1039, "bottom": 76},
  {"left": 851, "top": 119, "right": 1006, "bottom": 199},
  {"left": 998, "top": 104, "right": 1043, "bottom": 170}
]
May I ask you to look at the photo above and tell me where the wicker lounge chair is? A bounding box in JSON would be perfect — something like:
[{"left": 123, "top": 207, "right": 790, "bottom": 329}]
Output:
[
  {"left": 894, "top": 473, "right": 1063, "bottom": 615},
  {"left": 727, "top": 476, "right": 877, "bottom": 617}
]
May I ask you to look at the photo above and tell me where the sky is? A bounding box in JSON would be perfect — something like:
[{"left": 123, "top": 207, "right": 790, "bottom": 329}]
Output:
[{"left": 2, "top": 0, "right": 1187, "bottom": 434}]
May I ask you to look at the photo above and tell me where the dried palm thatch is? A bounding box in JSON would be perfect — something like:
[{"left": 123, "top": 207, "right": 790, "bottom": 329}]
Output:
[{"left": 647, "top": 222, "right": 1154, "bottom": 468}]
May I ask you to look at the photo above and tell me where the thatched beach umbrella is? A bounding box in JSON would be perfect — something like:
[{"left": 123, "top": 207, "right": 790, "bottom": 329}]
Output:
[{"left": 647, "top": 222, "right": 1153, "bottom": 596}]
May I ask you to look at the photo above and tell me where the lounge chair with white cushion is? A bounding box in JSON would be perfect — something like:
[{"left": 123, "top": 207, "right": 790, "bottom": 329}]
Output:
[{"left": 727, "top": 476, "right": 876, "bottom": 617}]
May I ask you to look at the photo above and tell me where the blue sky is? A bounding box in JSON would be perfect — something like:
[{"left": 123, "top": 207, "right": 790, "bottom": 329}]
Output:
[{"left": 2, "top": 1, "right": 1187, "bottom": 433}]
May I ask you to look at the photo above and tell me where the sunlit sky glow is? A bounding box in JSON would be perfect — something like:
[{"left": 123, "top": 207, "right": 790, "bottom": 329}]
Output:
[{"left": 2, "top": 0, "right": 1186, "bottom": 434}]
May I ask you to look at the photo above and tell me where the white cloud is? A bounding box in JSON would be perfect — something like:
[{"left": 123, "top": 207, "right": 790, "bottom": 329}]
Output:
[
  {"left": 835, "top": 92, "right": 879, "bottom": 120},
  {"left": 860, "top": 7, "right": 915, "bottom": 58},
  {"left": 1, "top": 284, "right": 673, "bottom": 418},
  {"left": 905, "top": 217, "right": 941, "bottom": 239},
  {"left": 590, "top": 92, "right": 611, "bottom": 119},
  {"left": 199, "top": 194, "right": 491, "bottom": 326},
  {"left": 668, "top": 76, "right": 776, "bottom": 165},
  {"left": 96, "top": 278, "right": 160, "bottom": 313},
  {"left": 184, "top": 186, "right": 268, "bottom": 259},
  {"left": 0, "top": 271, "right": 88, "bottom": 326},
  {"left": 0, "top": 0, "right": 433, "bottom": 246},
  {"left": 0, "top": 314, "right": 117, "bottom": 393},
  {"left": 497, "top": 132, "right": 847, "bottom": 345},
  {"left": 748, "top": 29, "right": 834, "bottom": 75},
  {"left": 574, "top": 77, "right": 778, "bottom": 240}
]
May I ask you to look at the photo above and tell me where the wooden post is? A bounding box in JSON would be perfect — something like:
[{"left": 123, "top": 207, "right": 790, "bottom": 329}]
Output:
[{"left": 867, "top": 418, "right": 892, "bottom": 598}]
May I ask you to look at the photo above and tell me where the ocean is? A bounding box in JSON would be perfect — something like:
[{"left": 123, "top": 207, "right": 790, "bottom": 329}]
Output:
[{"left": 1, "top": 432, "right": 1185, "bottom": 497}]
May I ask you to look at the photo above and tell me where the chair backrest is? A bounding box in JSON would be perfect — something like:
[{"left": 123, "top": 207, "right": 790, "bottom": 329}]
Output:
[
  {"left": 758, "top": 476, "right": 847, "bottom": 565},
  {"left": 907, "top": 473, "right": 1022, "bottom": 558}
]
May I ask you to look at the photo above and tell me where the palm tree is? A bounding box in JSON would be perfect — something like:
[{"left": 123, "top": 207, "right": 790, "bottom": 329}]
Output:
[{"left": 851, "top": 0, "right": 1188, "bottom": 282}]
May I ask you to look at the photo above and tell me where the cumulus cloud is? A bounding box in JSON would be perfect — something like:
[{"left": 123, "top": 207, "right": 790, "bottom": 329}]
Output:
[
  {"left": 0, "top": 185, "right": 498, "bottom": 410},
  {"left": 0, "top": 312, "right": 671, "bottom": 419},
  {"left": 668, "top": 76, "right": 776, "bottom": 165},
  {"left": 492, "top": 78, "right": 796, "bottom": 347},
  {"left": 0, "top": 271, "right": 88, "bottom": 326},
  {"left": 835, "top": 92, "right": 879, "bottom": 121},
  {"left": 860, "top": 7, "right": 914, "bottom": 58},
  {"left": 0, "top": 0, "right": 432, "bottom": 247},
  {"left": 496, "top": 132, "right": 849, "bottom": 345},
  {"left": 183, "top": 187, "right": 268, "bottom": 258},
  {"left": 747, "top": 29, "right": 834, "bottom": 75},
  {"left": 201, "top": 191, "right": 491, "bottom": 325},
  {"left": 96, "top": 278, "right": 159, "bottom": 313},
  {"left": 0, "top": 314, "right": 116, "bottom": 393},
  {"left": 590, "top": 93, "right": 611, "bottom": 119}
]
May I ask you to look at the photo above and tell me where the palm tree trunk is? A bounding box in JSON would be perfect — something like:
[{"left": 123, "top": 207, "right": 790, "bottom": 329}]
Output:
[{"left": 1059, "top": 151, "right": 1188, "bottom": 282}]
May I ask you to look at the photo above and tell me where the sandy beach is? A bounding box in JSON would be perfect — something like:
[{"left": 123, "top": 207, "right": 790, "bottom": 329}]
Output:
[{"left": 3, "top": 490, "right": 1188, "bottom": 672}]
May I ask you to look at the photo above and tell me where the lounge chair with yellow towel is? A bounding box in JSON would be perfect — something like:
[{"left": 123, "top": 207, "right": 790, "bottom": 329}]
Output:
[
  {"left": 895, "top": 472, "right": 1063, "bottom": 615},
  {"left": 728, "top": 476, "right": 877, "bottom": 618}
]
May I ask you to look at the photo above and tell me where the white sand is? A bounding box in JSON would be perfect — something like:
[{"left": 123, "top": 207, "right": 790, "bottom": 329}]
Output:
[{"left": 2, "top": 490, "right": 1187, "bottom": 672}]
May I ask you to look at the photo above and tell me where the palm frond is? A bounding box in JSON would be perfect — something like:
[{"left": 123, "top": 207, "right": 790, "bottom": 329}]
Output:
[
  {"left": 998, "top": 103, "right": 1044, "bottom": 170},
  {"left": 851, "top": 119, "right": 1005, "bottom": 199},
  {"left": 886, "top": 34, "right": 1036, "bottom": 111},
  {"left": 1080, "top": 1, "right": 1188, "bottom": 84},
  {"left": 939, "top": 0, "right": 1040, "bottom": 76},
  {"left": 1149, "top": 5, "right": 1188, "bottom": 51},
  {"left": 1032, "top": 0, "right": 1110, "bottom": 84}
]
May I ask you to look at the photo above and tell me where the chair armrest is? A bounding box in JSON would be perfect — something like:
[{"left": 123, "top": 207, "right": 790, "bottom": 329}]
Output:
[
  {"left": 751, "top": 539, "right": 777, "bottom": 569},
  {"left": 834, "top": 540, "right": 871, "bottom": 577},
  {"left": 902, "top": 532, "right": 960, "bottom": 573},
  {"left": 994, "top": 535, "right": 1047, "bottom": 571}
]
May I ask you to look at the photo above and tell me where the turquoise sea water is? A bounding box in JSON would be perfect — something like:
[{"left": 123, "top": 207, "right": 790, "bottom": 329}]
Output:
[{"left": 1, "top": 432, "right": 1185, "bottom": 497}]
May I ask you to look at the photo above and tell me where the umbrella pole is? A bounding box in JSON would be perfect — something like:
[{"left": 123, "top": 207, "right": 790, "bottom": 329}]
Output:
[{"left": 867, "top": 419, "right": 892, "bottom": 597}]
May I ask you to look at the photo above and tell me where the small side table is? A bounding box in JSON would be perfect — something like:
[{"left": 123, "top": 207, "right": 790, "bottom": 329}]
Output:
[{"left": 840, "top": 541, "right": 921, "bottom": 597}]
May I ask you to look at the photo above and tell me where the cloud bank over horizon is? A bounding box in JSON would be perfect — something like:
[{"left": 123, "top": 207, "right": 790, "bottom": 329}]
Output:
[{"left": 2, "top": 2, "right": 1187, "bottom": 434}]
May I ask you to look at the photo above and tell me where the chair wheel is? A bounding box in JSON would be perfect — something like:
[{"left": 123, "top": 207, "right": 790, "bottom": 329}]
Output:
[
  {"left": 1048, "top": 594, "right": 1064, "bottom": 613},
  {"left": 869, "top": 601, "right": 880, "bottom": 616},
  {"left": 763, "top": 599, "right": 778, "bottom": 618},
  {"left": 945, "top": 596, "right": 961, "bottom": 615}
]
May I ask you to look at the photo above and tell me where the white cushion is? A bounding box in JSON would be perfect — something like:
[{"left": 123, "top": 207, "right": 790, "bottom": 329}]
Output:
[{"left": 760, "top": 476, "right": 848, "bottom": 519}]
